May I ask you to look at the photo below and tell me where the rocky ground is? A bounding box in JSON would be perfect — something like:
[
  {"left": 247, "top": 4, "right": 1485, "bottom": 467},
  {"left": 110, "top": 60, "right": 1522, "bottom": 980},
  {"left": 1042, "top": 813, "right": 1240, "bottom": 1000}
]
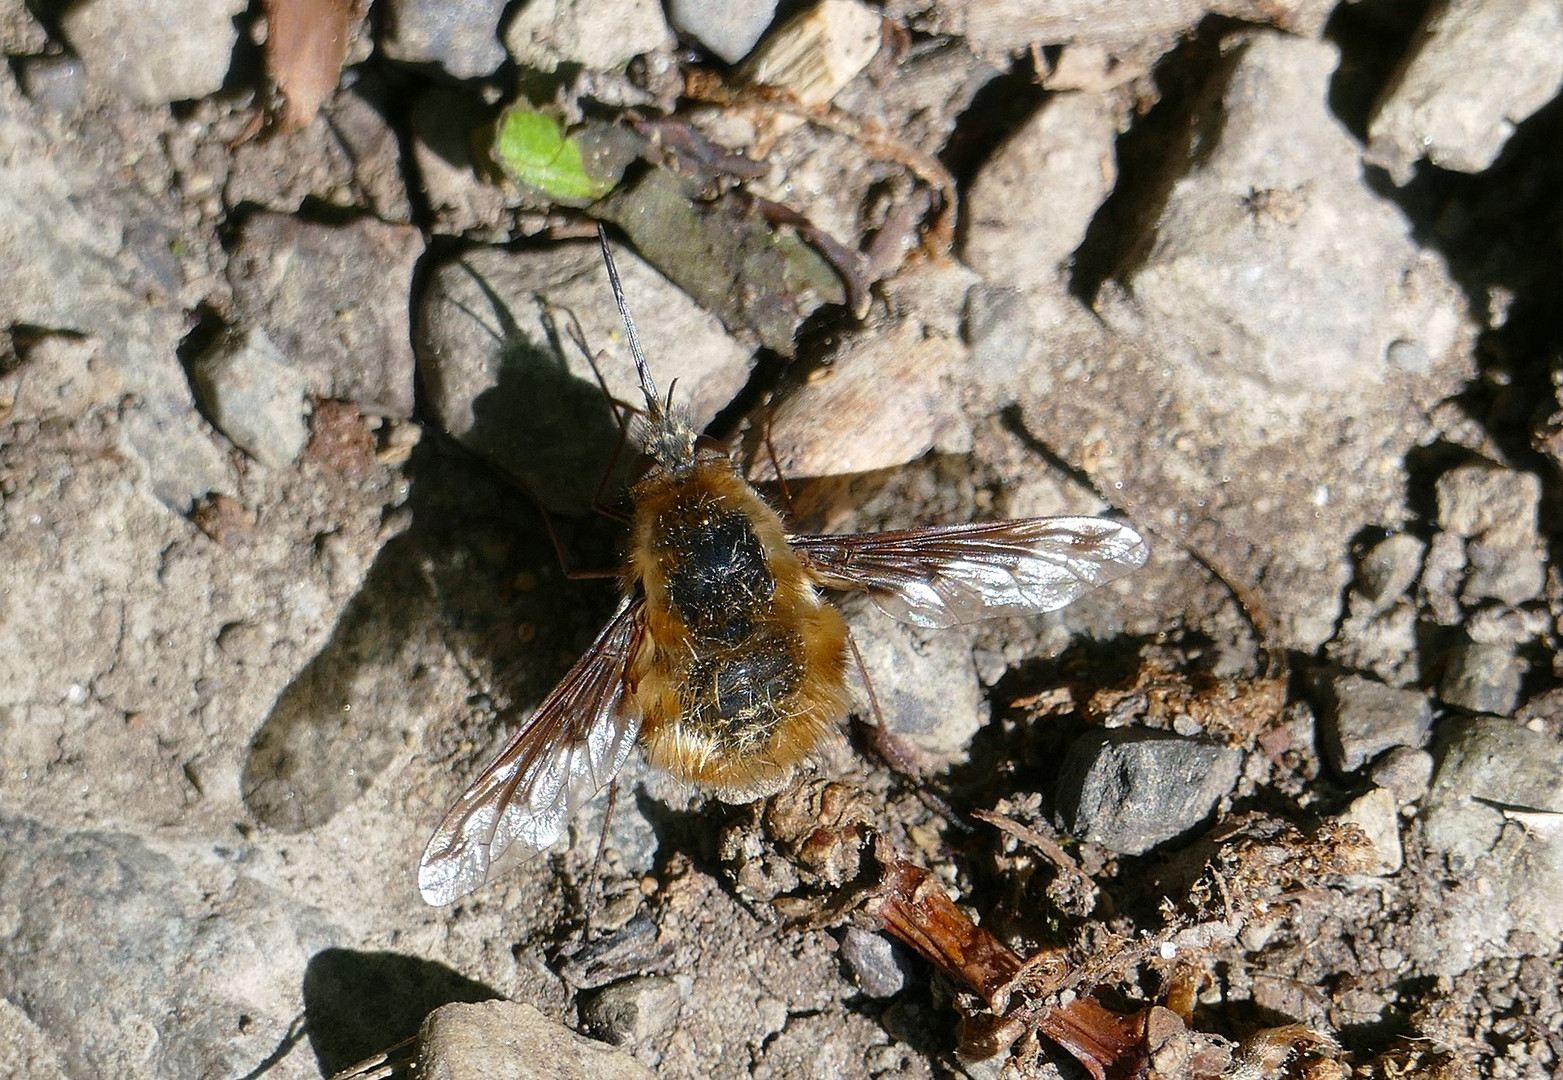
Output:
[{"left": 1, "top": 0, "right": 1561, "bottom": 1078}]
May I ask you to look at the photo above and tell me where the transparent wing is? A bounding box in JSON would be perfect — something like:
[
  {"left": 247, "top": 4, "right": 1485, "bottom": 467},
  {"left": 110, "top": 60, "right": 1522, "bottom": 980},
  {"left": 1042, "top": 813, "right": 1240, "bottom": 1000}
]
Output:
[
  {"left": 792, "top": 517, "right": 1149, "bottom": 629},
  {"left": 418, "top": 600, "right": 644, "bottom": 906}
]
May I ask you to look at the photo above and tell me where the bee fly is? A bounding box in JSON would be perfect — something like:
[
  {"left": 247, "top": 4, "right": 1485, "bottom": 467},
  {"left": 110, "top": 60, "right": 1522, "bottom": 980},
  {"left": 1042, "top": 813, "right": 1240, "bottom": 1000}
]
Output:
[{"left": 417, "top": 227, "right": 1150, "bottom": 906}]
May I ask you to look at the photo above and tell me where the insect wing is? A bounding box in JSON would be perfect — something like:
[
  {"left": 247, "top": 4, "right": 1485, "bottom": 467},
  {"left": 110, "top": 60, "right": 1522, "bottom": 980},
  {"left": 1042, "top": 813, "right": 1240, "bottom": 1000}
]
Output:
[
  {"left": 792, "top": 517, "right": 1149, "bottom": 629},
  {"left": 418, "top": 601, "right": 644, "bottom": 906}
]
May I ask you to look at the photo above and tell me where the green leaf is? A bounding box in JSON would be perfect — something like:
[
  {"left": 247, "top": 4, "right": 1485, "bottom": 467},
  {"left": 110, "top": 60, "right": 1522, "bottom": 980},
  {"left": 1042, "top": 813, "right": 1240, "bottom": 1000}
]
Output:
[{"left": 491, "top": 107, "right": 616, "bottom": 204}]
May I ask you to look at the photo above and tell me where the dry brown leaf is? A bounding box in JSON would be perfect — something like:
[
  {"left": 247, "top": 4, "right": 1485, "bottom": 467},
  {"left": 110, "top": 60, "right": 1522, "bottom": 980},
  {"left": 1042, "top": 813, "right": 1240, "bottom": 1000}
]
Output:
[{"left": 263, "top": 0, "right": 360, "bottom": 132}]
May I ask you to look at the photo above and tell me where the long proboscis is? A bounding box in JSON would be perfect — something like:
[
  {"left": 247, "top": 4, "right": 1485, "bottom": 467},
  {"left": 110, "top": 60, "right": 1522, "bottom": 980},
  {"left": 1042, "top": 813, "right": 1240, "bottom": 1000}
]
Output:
[{"left": 596, "top": 224, "right": 663, "bottom": 422}]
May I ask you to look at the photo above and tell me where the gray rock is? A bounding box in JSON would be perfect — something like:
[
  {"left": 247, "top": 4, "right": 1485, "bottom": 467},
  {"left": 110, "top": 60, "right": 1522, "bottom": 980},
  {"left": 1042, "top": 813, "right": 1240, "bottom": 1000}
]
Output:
[
  {"left": 504, "top": 0, "right": 673, "bottom": 73},
  {"left": 415, "top": 242, "right": 750, "bottom": 515},
  {"left": 0, "top": 813, "right": 341, "bottom": 1079},
  {"left": 1097, "top": 34, "right": 1467, "bottom": 398},
  {"left": 420, "top": 1000, "right": 655, "bottom": 1080},
  {"left": 839, "top": 926, "right": 909, "bottom": 999},
  {"left": 409, "top": 87, "right": 516, "bottom": 239},
  {"left": 60, "top": 0, "right": 244, "bottom": 105},
  {"left": 14, "top": 52, "right": 85, "bottom": 111},
  {"left": 1438, "top": 639, "right": 1526, "bottom": 716},
  {"left": 1434, "top": 465, "right": 1545, "bottom": 606},
  {"left": 1369, "top": 745, "right": 1434, "bottom": 804},
  {"left": 667, "top": 0, "right": 776, "bottom": 63},
  {"left": 1427, "top": 717, "right": 1555, "bottom": 846},
  {"left": 1012, "top": 32, "right": 1475, "bottom": 655},
  {"left": 580, "top": 976, "right": 684, "bottom": 1047},
  {"left": 1317, "top": 673, "right": 1434, "bottom": 773},
  {"left": 190, "top": 328, "right": 310, "bottom": 468},
  {"left": 1054, "top": 729, "right": 1243, "bottom": 854},
  {"left": 963, "top": 90, "right": 1121, "bottom": 293},
  {"left": 1339, "top": 786, "right": 1402, "bottom": 875},
  {"left": 1366, "top": 0, "right": 1563, "bottom": 184},
  {"left": 0, "top": 366, "right": 407, "bottom": 849},
  {"left": 1354, "top": 533, "right": 1426, "bottom": 613},
  {"left": 1414, "top": 718, "right": 1563, "bottom": 974},
  {"left": 380, "top": 0, "right": 509, "bottom": 78},
  {"left": 227, "top": 212, "right": 423, "bottom": 418},
  {"left": 0, "top": 78, "right": 230, "bottom": 508}
]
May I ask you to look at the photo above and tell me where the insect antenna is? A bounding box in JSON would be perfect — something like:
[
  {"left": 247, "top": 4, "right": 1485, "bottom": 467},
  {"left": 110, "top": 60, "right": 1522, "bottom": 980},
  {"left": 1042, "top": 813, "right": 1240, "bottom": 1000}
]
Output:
[
  {"left": 595, "top": 224, "right": 661, "bottom": 421},
  {"left": 595, "top": 224, "right": 698, "bottom": 468}
]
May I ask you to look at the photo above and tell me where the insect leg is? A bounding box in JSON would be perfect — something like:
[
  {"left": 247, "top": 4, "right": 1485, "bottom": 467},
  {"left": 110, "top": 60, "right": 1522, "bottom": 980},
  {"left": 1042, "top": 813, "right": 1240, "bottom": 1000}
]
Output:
[
  {"left": 578, "top": 777, "right": 620, "bottom": 943},
  {"left": 846, "top": 628, "right": 974, "bottom": 835},
  {"left": 549, "top": 302, "right": 637, "bottom": 526},
  {"left": 534, "top": 502, "right": 622, "bottom": 581},
  {"left": 761, "top": 407, "right": 796, "bottom": 518},
  {"left": 844, "top": 627, "right": 907, "bottom": 769}
]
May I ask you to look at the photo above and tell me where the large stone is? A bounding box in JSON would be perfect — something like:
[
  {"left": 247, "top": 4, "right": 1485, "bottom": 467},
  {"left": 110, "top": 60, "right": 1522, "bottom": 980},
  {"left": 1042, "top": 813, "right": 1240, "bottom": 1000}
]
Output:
[
  {"left": 1054, "top": 729, "right": 1243, "bottom": 854},
  {"left": 1413, "top": 718, "right": 1563, "bottom": 974},
  {"left": 1367, "top": 0, "right": 1563, "bottom": 183},
  {"left": 1012, "top": 33, "right": 1476, "bottom": 652},
  {"left": 0, "top": 78, "right": 230, "bottom": 508},
  {"left": 61, "top": 0, "right": 244, "bottom": 105},
  {"left": 227, "top": 212, "right": 423, "bottom": 418},
  {"left": 419, "top": 1000, "right": 655, "bottom": 1080},
  {"left": 415, "top": 242, "right": 751, "bottom": 515},
  {"left": 0, "top": 813, "right": 342, "bottom": 1078}
]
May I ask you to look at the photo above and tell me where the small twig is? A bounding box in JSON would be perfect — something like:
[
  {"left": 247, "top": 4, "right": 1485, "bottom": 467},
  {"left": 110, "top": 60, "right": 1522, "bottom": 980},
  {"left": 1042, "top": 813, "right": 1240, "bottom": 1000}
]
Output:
[{"left": 970, "top": 807, "right": 1083, "bottom": 876}]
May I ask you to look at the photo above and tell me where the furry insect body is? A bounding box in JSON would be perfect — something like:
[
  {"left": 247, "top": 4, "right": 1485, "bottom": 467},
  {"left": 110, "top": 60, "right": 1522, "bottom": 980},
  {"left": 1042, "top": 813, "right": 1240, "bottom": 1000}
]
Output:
[{"left": 627, "top": 453, "right": 849, "bottom": 796}]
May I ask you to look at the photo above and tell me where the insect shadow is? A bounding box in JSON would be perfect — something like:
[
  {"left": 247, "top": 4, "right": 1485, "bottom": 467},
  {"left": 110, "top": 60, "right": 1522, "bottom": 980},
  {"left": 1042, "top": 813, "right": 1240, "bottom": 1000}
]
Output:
[
  {"left": 240, "top": 258, "right": 628, "bottom": 835},
  {"left": 300, "top": 947, "right": 498, "bottom": 1077}
]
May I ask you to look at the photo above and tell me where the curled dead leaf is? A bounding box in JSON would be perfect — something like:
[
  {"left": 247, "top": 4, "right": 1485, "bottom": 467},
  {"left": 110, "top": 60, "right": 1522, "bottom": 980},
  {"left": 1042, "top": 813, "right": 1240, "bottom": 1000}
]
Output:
[{"left": 263, "top": 0, "right": 361, "bottom": 132}]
